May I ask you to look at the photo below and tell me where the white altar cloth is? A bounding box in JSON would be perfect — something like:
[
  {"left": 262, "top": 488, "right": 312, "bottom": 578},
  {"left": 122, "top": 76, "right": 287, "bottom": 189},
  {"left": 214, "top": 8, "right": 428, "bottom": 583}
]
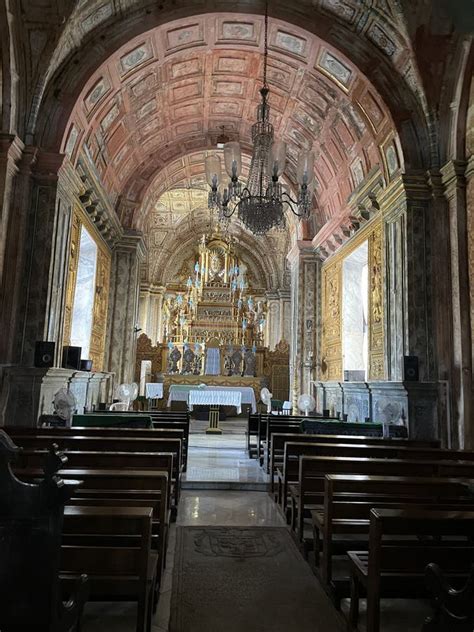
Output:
[
  {"left": 168, "top": 385, "right": 257, "bottom": 413},
  {"left": 145, "top": 383, "right": 164, "bottom": 399},
  {"left": 188, "top": 389, "right": 242, "bottom": 414}
]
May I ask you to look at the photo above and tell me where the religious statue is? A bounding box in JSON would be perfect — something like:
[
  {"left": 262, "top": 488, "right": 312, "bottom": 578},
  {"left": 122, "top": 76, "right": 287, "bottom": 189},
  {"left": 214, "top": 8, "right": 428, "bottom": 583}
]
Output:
[
  {"left": 208, "top": 249, "right": 225, "bottom": 284},
  {"left": 231, "top": 348, "right": 243, "bottom": 376},
  {"left": 181, "top": 346, "right": 195, "bottom": 374},
  {"left": 243, "top": 349, "right": 256, "bottom": 377},
  {"left": 167, "top": 345, "right": 181, "bottom": 374},
  {"left": 223, "top": 351, "right": 232, "bottom": 376}
]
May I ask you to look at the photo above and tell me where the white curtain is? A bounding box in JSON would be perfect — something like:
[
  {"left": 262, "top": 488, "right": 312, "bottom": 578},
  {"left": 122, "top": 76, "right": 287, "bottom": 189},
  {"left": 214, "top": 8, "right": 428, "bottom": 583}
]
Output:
[{"left": 205, "top": 348, "right": 220, "bottom": 375}]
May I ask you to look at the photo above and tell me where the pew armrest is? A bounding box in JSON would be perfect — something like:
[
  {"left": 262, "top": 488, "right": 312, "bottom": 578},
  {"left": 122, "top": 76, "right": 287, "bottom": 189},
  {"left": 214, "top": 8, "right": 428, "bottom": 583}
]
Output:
[
  {"left": 423, "top": 563, "right": 474, "bottom": 631},
  {"left": 59, "top": 573, "right": 89, "bottom": 632}
]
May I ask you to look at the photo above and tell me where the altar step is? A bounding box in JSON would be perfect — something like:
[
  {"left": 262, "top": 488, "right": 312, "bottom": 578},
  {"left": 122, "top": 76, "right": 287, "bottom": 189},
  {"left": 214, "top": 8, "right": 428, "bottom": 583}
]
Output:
[{"left": 182, "top": 480, "right": 269, "bottom": 492}]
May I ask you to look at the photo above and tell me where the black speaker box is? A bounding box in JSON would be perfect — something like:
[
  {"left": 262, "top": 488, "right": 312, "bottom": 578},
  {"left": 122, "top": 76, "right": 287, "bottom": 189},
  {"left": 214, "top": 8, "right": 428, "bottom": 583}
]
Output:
[
  {"left": 62, "top": 345, "right": 82, "bottom": 370},
  {"left": 80, "top": 359, "right": 93, "bottom": 372},
  {"left": 403, "top": 355, "right": 419, "bottom": 381},
  {"left": 34, "top": 341, "right": 55, "bottom": 368}
]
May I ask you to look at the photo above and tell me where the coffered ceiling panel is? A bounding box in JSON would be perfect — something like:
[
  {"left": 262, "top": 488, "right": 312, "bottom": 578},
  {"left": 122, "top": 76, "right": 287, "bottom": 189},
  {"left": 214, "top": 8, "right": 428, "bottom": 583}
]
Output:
[{"left": 62, "top": 13, "right": 398, "bottom": 231}]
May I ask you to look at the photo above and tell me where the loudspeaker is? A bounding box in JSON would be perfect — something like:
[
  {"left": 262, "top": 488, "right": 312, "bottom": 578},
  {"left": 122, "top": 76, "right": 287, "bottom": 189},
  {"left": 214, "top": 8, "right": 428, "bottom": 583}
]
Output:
[
  {"left": 62, "top": 345, "right": 82, "bottom": 370},
  {"left": 403, "top": 355, "right": 419, "bottom": 381},
  {"left": 34, "top": 341, "right": 55, "bottom": 368},
  {"left": 80, "top": 359, "right": 93, "bottom": 372}
]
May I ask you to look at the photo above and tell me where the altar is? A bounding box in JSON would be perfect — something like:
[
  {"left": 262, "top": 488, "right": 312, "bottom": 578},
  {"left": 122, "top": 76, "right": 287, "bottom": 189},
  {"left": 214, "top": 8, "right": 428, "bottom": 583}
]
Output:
[{"left": 168, "top": 383, "right": 257, "bottom": 413}]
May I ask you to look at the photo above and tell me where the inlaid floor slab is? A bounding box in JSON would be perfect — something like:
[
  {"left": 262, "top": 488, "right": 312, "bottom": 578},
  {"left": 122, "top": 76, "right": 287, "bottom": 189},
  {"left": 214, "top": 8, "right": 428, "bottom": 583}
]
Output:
[{"left": 177, "top": 490, "right": 283, "bottom": 526}]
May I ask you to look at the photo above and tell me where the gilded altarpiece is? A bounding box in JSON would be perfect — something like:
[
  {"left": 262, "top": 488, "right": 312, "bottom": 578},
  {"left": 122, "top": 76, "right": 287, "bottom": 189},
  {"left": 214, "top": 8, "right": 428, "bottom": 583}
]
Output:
[
  {"left": 320, "top": 219, "right": 385, "bottom": 381},
  {"left": 62, "top": 208, "right": 111, "bottom": 371}
]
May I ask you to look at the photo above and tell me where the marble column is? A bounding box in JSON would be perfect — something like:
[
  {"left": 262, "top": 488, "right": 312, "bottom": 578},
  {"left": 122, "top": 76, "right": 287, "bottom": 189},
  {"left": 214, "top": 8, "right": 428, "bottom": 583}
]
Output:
[
  {"left": 287, "top": 241, "right": 320, "bottom": 410},
  {"left": 265, "top": 291, "right": 280, "bottom": 350},
  {"left": 441, "top": 160, "right": 472, "bottom": 448},
  {"left": 379, "top": 174, "right": 435, "bottom": 383},
  {"left": 105, "top": 232, "right": 147, "bottom": 385}
]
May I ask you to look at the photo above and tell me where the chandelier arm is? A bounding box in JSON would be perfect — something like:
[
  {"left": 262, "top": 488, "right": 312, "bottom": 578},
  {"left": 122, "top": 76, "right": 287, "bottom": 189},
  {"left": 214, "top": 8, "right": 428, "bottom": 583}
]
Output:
[{"left": 280, "top": 191, "right": 311, "bottom": 217}]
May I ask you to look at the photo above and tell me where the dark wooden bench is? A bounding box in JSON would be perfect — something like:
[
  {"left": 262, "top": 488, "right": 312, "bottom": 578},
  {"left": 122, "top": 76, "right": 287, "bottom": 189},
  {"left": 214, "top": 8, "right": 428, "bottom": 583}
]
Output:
[
  {"left": 348, "top": 508, "right": 474, "bottom": 632},
  {"left": 0, "top": 431, "right": 88, "bottom": 632},
  {"left": 17, "top": 448, "right": 174, "bottom": 511},
  {"left": 271, "top": 434, "right": 440, "bottom": 499},
  {"left": 292, "top": 455, "right": 474, "bottom": 543},
  {"left": 315, "top": 474, "right": 474, "bottom": 588},
  {"left": 9, "top": 433, "right": 182, "bottom": 493},
  {"left": 423, "top": 562, "right": 474, "bottom": 631},
  {"left": 61, "top": 505, "right": 156, "bottom": 632},
  {"left": 279, "top": 440, "right": 472, "bottom": 511}
]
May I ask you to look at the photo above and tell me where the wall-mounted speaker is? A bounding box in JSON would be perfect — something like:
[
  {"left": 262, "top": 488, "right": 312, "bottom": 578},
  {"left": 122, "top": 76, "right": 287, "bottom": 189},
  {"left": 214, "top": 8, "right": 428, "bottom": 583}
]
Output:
[
  {"left": 80, "top": 359, "right": 93, "bottom": 372},
  {"left": 34, "top": 341, "right": 55, "bottom": 368},
  {"left": 403, "top": 355, "right": 419, "bottom": 381},
  {"left": 62, "top": 345, "right": 82, "bottom": 370}
]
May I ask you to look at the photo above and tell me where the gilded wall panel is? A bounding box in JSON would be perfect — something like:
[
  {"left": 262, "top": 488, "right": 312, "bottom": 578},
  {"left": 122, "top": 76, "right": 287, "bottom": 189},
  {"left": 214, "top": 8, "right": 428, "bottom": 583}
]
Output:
[
  {"left": 62, "top": 207, "right": 111, "bottom": 371},
  {"left": 368, "top": 222, "right": 385, "bottom": 379},
  {"left": 321, "top": 260, "right": 342, "bottom": 380},
  {"left": 62, "top": 210, "right": 81, "bottom": 345},
  {"left": 89, "top": 239, "right": 111, "bottom": 371}
]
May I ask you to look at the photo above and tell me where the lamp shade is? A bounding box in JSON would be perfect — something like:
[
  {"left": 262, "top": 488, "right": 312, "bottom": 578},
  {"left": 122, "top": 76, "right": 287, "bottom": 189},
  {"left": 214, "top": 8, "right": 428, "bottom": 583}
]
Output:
[
  {"left": 205, "top": 154, "right": 222, "bottom": 187},
  {"left": 268, "top": 140, "right": 287, "bottom": 178},
  {"left": 296, "top": 150, "right": 315, "bottom": 185},
  {"left": 223, "top": 142, "right": 242, "bottom": 178}
]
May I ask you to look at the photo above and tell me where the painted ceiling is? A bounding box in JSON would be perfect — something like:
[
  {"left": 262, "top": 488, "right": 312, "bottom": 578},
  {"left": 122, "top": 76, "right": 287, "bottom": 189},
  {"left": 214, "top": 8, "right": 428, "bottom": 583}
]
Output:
[{"left": 62, "top": 13, "right": 400, "bottom": 234}]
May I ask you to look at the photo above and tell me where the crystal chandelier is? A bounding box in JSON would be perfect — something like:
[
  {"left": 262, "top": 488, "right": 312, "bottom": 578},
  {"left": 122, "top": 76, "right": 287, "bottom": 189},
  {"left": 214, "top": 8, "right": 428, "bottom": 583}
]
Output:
[{"left": 205, "top": 1, "right": 315, "bottom": 236}]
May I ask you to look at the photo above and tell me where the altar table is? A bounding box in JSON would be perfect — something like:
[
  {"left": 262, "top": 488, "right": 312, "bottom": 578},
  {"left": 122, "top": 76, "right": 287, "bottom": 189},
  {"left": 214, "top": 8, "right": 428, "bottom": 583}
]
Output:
[
  {"left": 168, "top": 384, "right": 257, "bottom": 413},
  {"left": 145, "top": 383, "right": 164, "bottom": 399},
  {"left": 188, "top": 389, "right": 242, "bottom": 414}
]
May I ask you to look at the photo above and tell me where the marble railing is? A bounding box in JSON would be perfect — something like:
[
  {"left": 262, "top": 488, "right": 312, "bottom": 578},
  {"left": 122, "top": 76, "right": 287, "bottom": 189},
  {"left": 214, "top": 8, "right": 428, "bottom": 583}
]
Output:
[
  {"left": 0, "top": 366, "right": 114, "bottom": 426},
  {"left": 313, "top": 380, "right": 440, "bottom": 441}
]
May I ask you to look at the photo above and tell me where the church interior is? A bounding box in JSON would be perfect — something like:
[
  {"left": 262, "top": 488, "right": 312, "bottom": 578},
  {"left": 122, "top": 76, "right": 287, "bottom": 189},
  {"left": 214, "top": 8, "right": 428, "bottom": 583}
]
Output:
[{"left": 0, "top": 1, "right": 473, "bottom": 631}]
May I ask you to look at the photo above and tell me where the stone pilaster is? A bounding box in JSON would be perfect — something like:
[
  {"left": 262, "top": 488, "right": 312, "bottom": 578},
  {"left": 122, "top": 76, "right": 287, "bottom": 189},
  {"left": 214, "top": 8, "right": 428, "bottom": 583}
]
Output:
[
  {"left": 139, "top": 284, "right": 165, "bottom": 344},
  {"left": 0, "top": 137, "right": 38, "bottom": 365},
  {"left": 441, "top": 159, "right": 472, "bottom": 448},
  {"left": 379, "top": 173, "right": 435, "bottom": 382},
  {"left": 8, "top": 151, "right": 77, "bottom": 367},
  {"left": 287, "top": 241, "right": 320, "bottom": 410},
  {"left": 105, "top": 232, "right": 147, "bottom": 384}
]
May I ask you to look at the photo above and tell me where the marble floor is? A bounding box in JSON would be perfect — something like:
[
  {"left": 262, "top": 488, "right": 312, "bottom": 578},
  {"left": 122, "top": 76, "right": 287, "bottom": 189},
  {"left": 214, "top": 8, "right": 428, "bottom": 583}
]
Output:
[{"left": 183, "top": 416, "right": 268, "bottom": 486}]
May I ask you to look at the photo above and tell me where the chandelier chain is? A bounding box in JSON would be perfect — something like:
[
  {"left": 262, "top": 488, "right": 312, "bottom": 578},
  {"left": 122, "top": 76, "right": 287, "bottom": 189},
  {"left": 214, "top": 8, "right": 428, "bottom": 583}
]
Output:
[{"left": 263, "top": 0, "right": 269, "bottom": 89}]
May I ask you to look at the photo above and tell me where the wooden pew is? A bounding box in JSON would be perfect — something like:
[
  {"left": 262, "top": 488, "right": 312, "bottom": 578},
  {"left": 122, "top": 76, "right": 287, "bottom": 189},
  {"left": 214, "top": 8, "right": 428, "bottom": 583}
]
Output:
[
  {"left": 61, "top": 506, "right": 156, "bottom": 632},
  {"left": 9, "top": 434, "right": 182, "bottom": 503},
  {"left": 8, "top": 424, "right": 188, "bottom": 472},
  {"left": 0, "top": 431, "right": 88, "bottom": 632},
  {"left": 271, "top": 434, "right": 440, "bottom": 498},
  {"left": 17, "top": 448, "right": 174, "bottom": 511},
  {"left": 292, "top": 455, "right": 474, "bottom": 543},
  {"left": 247, "top": 412, "right": 259, "bottom": 458},
  {"left": 17, "top": 467, "right": 170, "bottom": 585},
  {"left": 315, "top": 474, "right": 474, "bottom": 588},
  {"left": 348, "top": 508, "right": 474, "bottom": 632},
  {"left": 279, "top": 440, "right": 472, "bottom": 510},
  {"left": 257, "top": 415, "right": 302, "bottom": 467}
]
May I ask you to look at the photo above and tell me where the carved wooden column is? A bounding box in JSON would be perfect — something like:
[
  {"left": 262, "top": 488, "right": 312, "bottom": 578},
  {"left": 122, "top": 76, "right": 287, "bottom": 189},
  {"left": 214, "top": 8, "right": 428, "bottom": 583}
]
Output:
[
  {"left": 441, "top": 160, "right": 472, "bottom": 448},
  {"left": 105, "top": 232, "right": 147, "bottom": 384},
  {"left": 287, "top": 241, "right": 320, "bottom": 409}
]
